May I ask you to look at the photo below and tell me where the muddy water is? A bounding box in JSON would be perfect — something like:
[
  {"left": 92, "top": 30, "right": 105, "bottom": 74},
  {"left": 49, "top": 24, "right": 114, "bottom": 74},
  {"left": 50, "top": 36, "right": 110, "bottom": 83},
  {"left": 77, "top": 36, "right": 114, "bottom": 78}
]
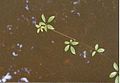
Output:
[{"left": 0, "top": 0, "right": 118, "bottom": 82}]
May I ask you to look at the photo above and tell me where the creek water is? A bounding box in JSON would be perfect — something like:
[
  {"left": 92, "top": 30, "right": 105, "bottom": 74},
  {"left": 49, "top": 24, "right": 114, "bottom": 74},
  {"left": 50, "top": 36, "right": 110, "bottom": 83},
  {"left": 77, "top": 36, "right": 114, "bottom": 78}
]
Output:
[{"left": 0, "top": 0, "right": 118, "bottom": 82}]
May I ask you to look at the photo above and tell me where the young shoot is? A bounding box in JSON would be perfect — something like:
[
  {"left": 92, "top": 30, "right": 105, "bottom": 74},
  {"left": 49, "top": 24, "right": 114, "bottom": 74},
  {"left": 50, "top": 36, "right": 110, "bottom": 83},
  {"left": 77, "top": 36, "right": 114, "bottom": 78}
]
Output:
[
  {"left": 64, "top": 39, "right": 79, "bottom": 55},
  {"left": 109, "top": 62, "right": 119, "bottom": 83},
  {"left": 92, "top": 44, "right": 105, "bottom": 56},
  {"left": 35, "top": 14, "right": 55, "bottom": 33}
]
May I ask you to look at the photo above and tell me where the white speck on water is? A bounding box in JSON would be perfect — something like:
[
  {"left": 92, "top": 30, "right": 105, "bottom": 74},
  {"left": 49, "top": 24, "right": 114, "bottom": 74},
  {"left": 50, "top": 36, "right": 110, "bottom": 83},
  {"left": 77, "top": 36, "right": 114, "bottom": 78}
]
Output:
[
  {"left": 8, "top": 28, "right": 12, "bottom": 31},
  {"left": 83, "top": 51, "right": 87, "bottom": 58},
  {"left": 86, "top": 60, "right": 90, "bottom": 64},
  {"left": 40, "top": 63, "right": 42, "bottom": 66},
  {"left": 17, "top": 43, "right": 23, "bottom": 48},
  {"left": 31, "top": 16, "right": 36, "bottom": 25},
  {"left": 0, "top": 72, "right": 12, "bottom": 83},
  {"left": 25, "top": 5, "right": 29, "bottom": 11},
  {"left": 18, "top": 77, "right": 29, "bottom": 82},
  {"left": 79, "top": 50, "right": 87, "bottom": 58},
  {"left": 6, "top": 25, "right": 13, "bottom": 31},
  {"left": 70, "top": 10, "right": 75, "bottom": 13},
  {"left": 20, "top": 67, "right": 32, "bottom": 74},
  {"left": 25, "top": 0, "right": 29, "bottom": 4},
  {"left": 25, "top": 0, "right": 29, "bottom": 11},
  {"left": 70, "top": 10, "right": 80, "bottom": 17},
  {"left": 51, "top": 40, "right": 55, "bottom": 44},
  {"left": 8, "top": 65, "right": 15, "bottom": 71},
  {"left": 17, "top": 70, "right": 20, "bottom": 73},
  {"left": 13, "top": 72, "right": 17, "bottom": 75},
  {"left": 76, "top": 12, "right": 80, "bottom": 16},
  {"left": 73, "top": 0, "right": 80, "bottom": 5},
  {"left": 12, "top": 51, "right": 18, "bottom": 56},
  {"left": 30, "top": 46, "right": 34, "bottom": 50}
]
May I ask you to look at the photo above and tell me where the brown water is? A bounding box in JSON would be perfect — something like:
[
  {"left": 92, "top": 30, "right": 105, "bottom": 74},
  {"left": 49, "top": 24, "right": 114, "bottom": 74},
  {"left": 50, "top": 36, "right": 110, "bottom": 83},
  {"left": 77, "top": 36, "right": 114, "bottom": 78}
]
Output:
[{"left": 0, "top": 0, "right": 118, "bottom": 82}]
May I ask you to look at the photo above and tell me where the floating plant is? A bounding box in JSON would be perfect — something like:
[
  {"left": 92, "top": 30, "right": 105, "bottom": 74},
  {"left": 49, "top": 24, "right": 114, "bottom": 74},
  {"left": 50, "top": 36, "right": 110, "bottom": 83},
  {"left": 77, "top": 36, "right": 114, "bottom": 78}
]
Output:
[
  {"left": 35, "top": 14, "right": 106, "bottom": 56},
  {"left": 92, "top": 44, "right": 105, "bottom": 56},
  {"left": 35, "top": 14, "right": 55, "bottom": 33},
  {"left": 109, "top": 62, "right": 119, "bottom": 83},
  {"left": 64, "top": 39, "right": 79, "bottom": 55}
]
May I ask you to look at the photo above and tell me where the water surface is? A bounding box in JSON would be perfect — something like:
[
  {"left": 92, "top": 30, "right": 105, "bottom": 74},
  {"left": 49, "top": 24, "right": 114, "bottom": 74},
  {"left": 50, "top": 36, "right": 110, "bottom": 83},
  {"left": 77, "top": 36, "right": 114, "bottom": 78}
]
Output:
[{"left": 0, "top": 0, "right": 118, "bottom": 82}]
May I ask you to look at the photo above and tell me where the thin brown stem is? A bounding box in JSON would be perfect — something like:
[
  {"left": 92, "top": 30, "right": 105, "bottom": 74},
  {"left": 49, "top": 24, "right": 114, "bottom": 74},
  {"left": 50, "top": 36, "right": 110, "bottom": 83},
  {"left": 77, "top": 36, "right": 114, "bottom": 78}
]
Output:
[
  {"left": 52, "top": 30, "right": 76, "bottom": 40},
  {"left": 27, "top": 9, "right": 116, "bottom": 62},
  {"left": 52, "top": 29, "right": 94, "bottom": 50},
  {"left": 51, "top": 29, "right": 116, "bottom": 62}
]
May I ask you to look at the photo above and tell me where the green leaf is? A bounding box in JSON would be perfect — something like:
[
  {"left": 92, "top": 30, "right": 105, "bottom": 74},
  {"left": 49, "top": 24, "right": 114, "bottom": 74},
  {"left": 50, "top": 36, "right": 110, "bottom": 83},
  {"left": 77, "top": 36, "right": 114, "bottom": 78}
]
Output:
[
  {"left": 115, "top": 76, "right": 119, "bottom": 83},
  {"left": 92, "top": 51, "right": 96, "bottom": 56},
  {"left": 64, "top": 41, "right": 70, "bottom": 44},
  {"left": 40, "top": 28, "right": 44, "bottom": 32},
  {"left": 44, "top": 27, "right": 47, "bottom": 32},
  {"left": 35, "top": 25, "right": 40, "bottom": 28},
  {"left": 37, "top": 29, "right": 40, "bottom": 33},
  {"left": 97, "top": 48, "right": 105, "bottom": 53},
  {"left": 64, "top": 45, "right": 70, "bottom": 52},
  {"left": 39, "top": 22, "right": 46, "bottom": 26},
  {"left": 113, "top": 62, "right": 118, "bottom": 71},
  {"left": 41, "top": 26, "right": 46, "bottom": 32},
  {"left": 41, "top": 14, "right": 46, "bottom": 22},
  {"left": 70, "top": 40, "right": 73, "bottom": 43},
  {"left": 95, "top": 44, "right": 99, "bottom": 50},
  {"left": 48, "top": 16, "right": 55, "bottom": 23},
  {"left": 70, "top": 46, "right": 76, "bottom": 55},
  {"left": 109, "top": 72, "right": 117, "bottom": 78},
  {"left": 71, "top": 41, "right": 79, "bottom": 45},
  {"left": 47, "top": 24, "right": 54, "bottom": 30}
]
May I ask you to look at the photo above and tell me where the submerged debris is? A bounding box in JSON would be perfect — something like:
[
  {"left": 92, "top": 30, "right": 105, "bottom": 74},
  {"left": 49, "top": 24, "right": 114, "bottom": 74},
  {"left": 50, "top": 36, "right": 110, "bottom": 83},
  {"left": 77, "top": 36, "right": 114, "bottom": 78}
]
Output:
[{"left": 0, "top": 73, "right": 12, "bottom": 83}]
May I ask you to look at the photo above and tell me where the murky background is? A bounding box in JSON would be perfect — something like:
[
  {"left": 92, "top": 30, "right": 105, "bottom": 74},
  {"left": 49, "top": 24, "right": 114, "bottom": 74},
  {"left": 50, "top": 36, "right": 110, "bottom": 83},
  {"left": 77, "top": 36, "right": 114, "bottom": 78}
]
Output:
[{"left": 0, "top": 0, "right": 118, "bottom": 82}]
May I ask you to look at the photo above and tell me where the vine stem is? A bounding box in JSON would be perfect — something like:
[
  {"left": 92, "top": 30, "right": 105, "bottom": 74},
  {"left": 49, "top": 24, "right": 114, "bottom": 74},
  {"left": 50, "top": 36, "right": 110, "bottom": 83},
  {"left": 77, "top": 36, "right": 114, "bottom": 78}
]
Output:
[
  {"left": 51, "top": 29, "right": 116, "bottom": 62},
  {"left": 26, "top": 8, "right": 116, "bottom": 63},
  {"left": 52, "top": 30, "right": 76, "bottom": 40}
]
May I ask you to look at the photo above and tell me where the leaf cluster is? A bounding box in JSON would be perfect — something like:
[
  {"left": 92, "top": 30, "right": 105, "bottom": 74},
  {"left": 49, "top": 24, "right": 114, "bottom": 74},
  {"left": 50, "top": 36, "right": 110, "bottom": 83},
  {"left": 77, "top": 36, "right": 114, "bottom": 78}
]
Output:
[
  {"left": 64, "top": 40, "right": 79, "bottom": 55},
  {"left": 92, "top": 44, "right": 105, "bottom": 56},
  {"left": 109, "top": 62, "right": 119, "bottom": 83},
  {"left": 35, "top": 14, "right": 55, "bottom": 33}
]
